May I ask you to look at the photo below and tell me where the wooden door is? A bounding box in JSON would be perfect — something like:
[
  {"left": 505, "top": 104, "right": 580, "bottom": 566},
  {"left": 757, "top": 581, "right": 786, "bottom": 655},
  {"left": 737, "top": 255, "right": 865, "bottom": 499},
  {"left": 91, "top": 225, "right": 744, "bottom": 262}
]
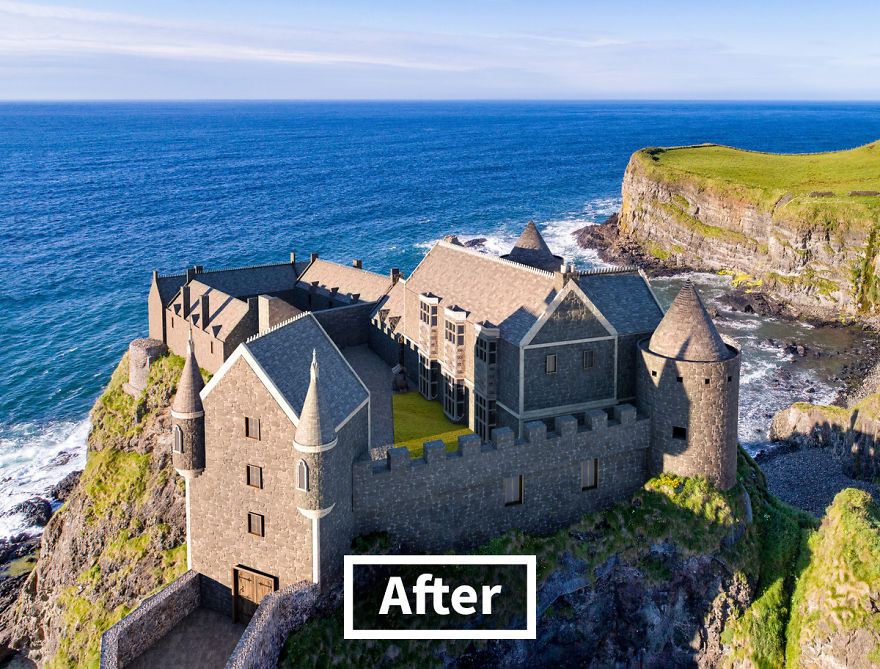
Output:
[{"left": 233, "top": 566, "right": 277, "bottom": 624}]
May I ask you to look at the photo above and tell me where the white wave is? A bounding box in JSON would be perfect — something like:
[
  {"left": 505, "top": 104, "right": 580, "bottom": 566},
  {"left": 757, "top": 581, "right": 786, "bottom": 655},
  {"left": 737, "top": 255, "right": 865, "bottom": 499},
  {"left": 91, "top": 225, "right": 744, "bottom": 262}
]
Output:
[{"left": 0, "top": 418, "right": 90, "bottom": 539}]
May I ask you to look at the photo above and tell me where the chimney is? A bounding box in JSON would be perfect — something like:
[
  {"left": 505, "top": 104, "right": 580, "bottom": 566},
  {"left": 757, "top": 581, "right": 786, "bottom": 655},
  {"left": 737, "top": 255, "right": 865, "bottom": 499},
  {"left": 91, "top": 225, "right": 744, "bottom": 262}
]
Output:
[
  {"left": 152, "top": 269, "right": 159, "bottom": 282},
  {"left": 290, "top": 252, "right": 297, "bottom": 264},
  {"left": 390, "top": 268, "right": 401, "bottom": 285},
  {"left": 200, "top": 293, "right": 210, "bottom": 329},
  {"left": 193, "top": 265, "right": 204, "bottom": 274},
  {"left": 186, "top": 268, "right": 196, "bottom": 283},
  {"left": 181, "top": 285, "right": 191, "bottom": 317},
  {"left": 310, "top": 252, "right": 319, "bottom": 263},
  {"left": 352, "top": 259, "right": 362, "bottom": 269}
]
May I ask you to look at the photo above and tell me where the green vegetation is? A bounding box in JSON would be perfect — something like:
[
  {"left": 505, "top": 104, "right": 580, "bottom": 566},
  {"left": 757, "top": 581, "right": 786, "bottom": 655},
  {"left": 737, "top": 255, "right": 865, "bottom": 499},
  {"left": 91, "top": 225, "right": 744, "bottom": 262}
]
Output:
[
  {"left": 636, "top": 142, "right": 880, "bottom": 233},
  {"left": 657, "top": 200, "right": 758, "bottom": 247},
  {"left": 786, "top": 489, "right": 880, "bottom": 666},
  {"left": 765, "top": 270, "right": 840, "bottom": 299},
  {"left": 2, "top": 552, "right": 39, "bottom": 578},
  {"left": 280, "top": 448, "right": 816, "bottom": 668},
  {"left": 42, "top": 353, "right": 192, "bottom": 668},
  {"left": 391, "top": 392, "right": 473, "bottom": 458}
]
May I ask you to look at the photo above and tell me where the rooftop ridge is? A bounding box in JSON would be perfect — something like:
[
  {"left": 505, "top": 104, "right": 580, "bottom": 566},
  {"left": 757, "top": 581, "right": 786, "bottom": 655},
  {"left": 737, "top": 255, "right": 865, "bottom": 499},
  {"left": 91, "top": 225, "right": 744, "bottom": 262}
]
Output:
[
  {"left": 436, "top": 239, "right": 556, "bottom": 278},
  {"left": 246, "top": 311, "right": 314, "bottom": 343},
  {"left": 198, "top": 260, "right": 296, "bottom": 275},
  {"left": 575, "top": 265, "right": 640, "bottom": 276},
  {"left": 156, "top": 271, "right": 187, "bottom": 280}
]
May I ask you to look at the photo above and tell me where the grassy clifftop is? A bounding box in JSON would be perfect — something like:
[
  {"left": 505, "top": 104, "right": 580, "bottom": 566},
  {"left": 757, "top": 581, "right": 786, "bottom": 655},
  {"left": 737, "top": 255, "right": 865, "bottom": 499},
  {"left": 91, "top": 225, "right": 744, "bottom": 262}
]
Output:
[{"left": 632, "top": 142, "right": 880, "bottom": 232}]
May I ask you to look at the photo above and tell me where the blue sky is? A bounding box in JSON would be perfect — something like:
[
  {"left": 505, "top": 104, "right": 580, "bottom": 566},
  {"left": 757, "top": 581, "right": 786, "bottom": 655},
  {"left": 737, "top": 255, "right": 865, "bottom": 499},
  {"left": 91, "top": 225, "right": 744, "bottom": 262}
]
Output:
[{"left": 1, "top": 0, "right": 879, "bottom": 100}]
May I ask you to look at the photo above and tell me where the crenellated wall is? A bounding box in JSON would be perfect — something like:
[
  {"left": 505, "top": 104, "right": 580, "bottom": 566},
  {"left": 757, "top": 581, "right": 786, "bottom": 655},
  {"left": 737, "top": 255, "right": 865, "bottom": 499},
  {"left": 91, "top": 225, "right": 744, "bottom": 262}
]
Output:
[{"left": 353, "top": 404, "right": 650, "bottom": 551}]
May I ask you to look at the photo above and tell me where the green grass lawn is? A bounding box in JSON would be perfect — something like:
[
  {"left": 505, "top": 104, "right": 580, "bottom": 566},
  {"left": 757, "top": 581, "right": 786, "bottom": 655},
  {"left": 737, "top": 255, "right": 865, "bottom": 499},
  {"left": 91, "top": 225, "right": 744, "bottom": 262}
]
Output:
[
  {"left": 391, "top": 392, "right": 473, "bottom": 458},
  {"left": 634, "top": 141, "right": 880, "bottom": 231}
]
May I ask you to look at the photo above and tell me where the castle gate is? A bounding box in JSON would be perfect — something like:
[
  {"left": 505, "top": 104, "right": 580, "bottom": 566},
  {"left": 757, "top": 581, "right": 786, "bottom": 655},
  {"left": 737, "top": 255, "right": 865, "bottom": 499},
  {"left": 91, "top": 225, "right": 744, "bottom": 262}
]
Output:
[{"left": 232, "top": 566, "right": 277, "bottom": 624}]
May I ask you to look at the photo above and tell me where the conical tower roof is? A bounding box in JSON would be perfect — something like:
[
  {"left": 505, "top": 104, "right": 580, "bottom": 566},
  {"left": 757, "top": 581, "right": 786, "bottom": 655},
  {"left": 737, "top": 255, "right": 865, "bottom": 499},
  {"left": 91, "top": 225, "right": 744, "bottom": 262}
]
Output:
[
  {"left": 294, "top": 350, "right": 337, "bottom": 448},
  {"left": 502, "top": 221, "right": 563, "bottom": 272},
  {"left": 648, "top": 280, "right": 732, "bottom": 362},
  {"left": 172, "top": 332, "right": 205, "bottom": 415}
]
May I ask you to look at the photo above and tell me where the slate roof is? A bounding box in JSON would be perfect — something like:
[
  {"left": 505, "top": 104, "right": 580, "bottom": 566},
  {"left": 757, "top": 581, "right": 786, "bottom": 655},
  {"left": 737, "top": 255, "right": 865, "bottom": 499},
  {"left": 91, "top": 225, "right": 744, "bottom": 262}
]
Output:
[
  {"left": 169, "top": 281, "right": 249, "bottom": 342},
  {"left": 402, "top": 241, "right": 558, "bottom": 344},
  {"left": 577, "top": 271, "right": 664, "bottom": 335},
  {"left": 244, "top": 314, "right": 369, "bottom": 428},
  {"left": 156, "top": 274, "right": 186, "bottom": 306},
  {"left": 297, "top": 259, "right": 393, "bottom": 303},
  {"left": 172, "top": 335, "right": 205, "bottom": 415},
  {"left": 372, "top": 280, "right": 405, "bottom": 333},
  {"left": 195, "top": 262, "right": 301, "bottom": 298},
  {"left": 648, "top": 280, "right": 733, "bottom": 361},
  {"left": 501, "top": 222, "right": 563, "bottom": 272}
]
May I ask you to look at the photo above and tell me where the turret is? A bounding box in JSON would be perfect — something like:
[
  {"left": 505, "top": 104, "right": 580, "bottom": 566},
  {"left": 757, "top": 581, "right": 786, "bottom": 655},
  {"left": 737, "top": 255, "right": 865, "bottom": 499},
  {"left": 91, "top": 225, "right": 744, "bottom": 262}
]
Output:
[
  {"left": 501, "top": 221, "right": 563, "bottom": 272},
  {"left": 171, "top": 332, "right": 206, "bottom": 477},
  {"left": 636, "top": 280, "right": 740, "bottom": 489},
  {"left": 293, "top": 350, "right": 339, "bottom": 585}
]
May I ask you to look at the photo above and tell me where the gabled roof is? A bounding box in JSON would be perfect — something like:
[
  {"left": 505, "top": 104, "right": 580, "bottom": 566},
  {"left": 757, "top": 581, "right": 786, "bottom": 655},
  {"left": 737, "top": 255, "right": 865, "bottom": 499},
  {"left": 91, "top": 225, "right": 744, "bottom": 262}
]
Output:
[
  {"left": 402, "top": 241, "right": 558, "bottom": 343},
  {"left": 648, "top": 280, "right": 732, "bottom": 361},
  {"left": 203, "top": 313, "right": 369, "bottom": 430},
  {"left": 372, "top": 280, "right": 405, "bottom": 333},
  {"left": 501, "top": 222, "right": 563, "bottom": 272},
  {"left": 155, "top": 274, "right": 186, "bottom": 306},
  {"left": 297, "top": 259, "right": 393, "bottom": 303},
  {"left": 195, "top": 262, "right": 301, "bottom": 298},
  {"left": 168, "top": 281, "right": 250, "bottom": 342},
  {"left": 576, "top": 270, "right": 664, "bottom": 335}
]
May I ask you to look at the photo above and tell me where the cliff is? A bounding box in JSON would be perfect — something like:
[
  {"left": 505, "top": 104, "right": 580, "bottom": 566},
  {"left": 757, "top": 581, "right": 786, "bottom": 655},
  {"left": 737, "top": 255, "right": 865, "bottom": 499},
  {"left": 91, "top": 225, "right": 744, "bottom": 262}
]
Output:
[
  {"left": 0, "top": 352, "right": 194, "bottom": 667},
  {"left": 787, "top": 488, "right": 880, "bottom": 667},
  {"left": 617, "top": 142, "right": 880, "bottom": 319},
  {"left": 280, "top": 449, "right": 820, "bottom": 669}
]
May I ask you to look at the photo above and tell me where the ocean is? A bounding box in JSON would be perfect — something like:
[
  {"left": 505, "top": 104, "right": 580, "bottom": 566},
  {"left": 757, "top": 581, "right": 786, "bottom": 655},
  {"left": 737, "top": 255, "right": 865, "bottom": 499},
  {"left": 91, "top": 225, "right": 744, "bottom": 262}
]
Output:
[{"left": 3, "top": 101, "right": 880, "bottom": 538}]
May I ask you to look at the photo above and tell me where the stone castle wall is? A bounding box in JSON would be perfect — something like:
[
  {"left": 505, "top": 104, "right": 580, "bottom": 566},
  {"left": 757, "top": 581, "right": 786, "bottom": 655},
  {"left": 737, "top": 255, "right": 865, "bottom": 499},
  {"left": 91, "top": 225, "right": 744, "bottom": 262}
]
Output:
[
  {"left": 353, "top": 405, "right": 650, "bottom": 551},
  {"left": 313, "top": 302, "right": 377, "bottom": 349}
]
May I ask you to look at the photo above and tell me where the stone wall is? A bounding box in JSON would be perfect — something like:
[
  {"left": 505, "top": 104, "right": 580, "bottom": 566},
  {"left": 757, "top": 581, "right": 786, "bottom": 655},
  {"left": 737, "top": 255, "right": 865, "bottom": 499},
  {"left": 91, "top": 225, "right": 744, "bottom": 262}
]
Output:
[
  {"left": 368, "top": 322, "right": 401, "bottom": 369},
  {"left": 353, "top": 405, "right": 650, "bottom": 551},
  {"left": 313, "top": 302, "right": 377, "bottom": 349},
  {"left": 224, "top": 582, "right": 320, "bottom": 669},
  {"left": 99, "top": 570, "right": 201, "bottom": 669},
  {"left": 123, "top": 338, "right": 166, "bottom": 397},
  {"left": 523, "top": 338, "right": 616, "bottom": 412}
]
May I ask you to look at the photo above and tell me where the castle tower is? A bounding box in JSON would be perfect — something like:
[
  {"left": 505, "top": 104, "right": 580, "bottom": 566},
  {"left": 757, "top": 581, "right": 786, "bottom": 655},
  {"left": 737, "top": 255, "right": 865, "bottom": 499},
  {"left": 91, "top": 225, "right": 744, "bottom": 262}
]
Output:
[
  {"left": 636, "top": 281, "right": 740, "bottom": 489},
  {"left": 171, "top": 332, "right": 205, "bottom": 568},
  {"left": 501, "top": 221, "right": 563, "bottom": 272},
  {"left": 293, "top": 350, "right": 339, "bottom": 586}
]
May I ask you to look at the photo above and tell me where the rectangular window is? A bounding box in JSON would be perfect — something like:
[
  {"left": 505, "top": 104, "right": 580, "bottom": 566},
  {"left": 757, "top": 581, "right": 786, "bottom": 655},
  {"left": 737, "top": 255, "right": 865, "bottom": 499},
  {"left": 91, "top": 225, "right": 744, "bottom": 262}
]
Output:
[
  {"left": 246, "top": 465, "right": 263, "bottom": 489},
  {"left": 583, "top": 349, "right": 595, "bottom": 369},
  {"left": 672, "top": 426, "right": 687, "bottom": 440},
  {"left": 210, "top": 340, "right": 214, "bottom": 355},
  {"left": 581, "top": 459, "right": 598, "bottom": 490},
  {"left": 728, "top": 375, "right": 733, "bottom": 383},
  {"left": 676, "top": 376, "right": 683, "bottom": 383},
  {"left": 474, "top": 393, "right": 497, "bottom": 441},
  {"left": 418, "top": 356, "right": 439, "bottom": 400},
  {"left": 545, "top": 354, "right": 557, "bottom": 374},
  {"left": 651, "top": 369, "right": 657, "bottom": 377},
  {"left": 420, "top": 302, "right": 437, "bottom": 326},
  {"left": 445, "top": 320, "right": 455, "bottom": 343},
  {"left": 704, "top": 378, "right": 710, "bottom": 385},
  {"left": 487, "top": 340, "right": 497, "bottom": 365},
  {"left": 244, "top": 416, "right": 260, "bottom": 440},
  {"left": 445, "top": 321, "right": 464, "bottom": 345},
  {"left": 247, "top": 512, "right": 265, "bottom": 537},
  {"left": 503, "top": 475, "right": 523, "bottom": 506}
]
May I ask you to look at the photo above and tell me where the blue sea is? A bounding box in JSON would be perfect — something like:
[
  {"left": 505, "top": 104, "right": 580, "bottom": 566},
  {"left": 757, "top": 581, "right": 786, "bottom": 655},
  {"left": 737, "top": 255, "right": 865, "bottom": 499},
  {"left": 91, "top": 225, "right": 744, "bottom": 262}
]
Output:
[{"left": 3, "top": 101, "right": 880, "bottom": 536}]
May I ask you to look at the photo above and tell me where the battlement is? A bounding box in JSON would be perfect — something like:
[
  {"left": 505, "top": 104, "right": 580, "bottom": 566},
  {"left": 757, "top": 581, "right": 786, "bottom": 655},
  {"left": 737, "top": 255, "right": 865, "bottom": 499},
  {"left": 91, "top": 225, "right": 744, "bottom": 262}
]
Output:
[{"left": 357, "top": 403, "right": 644, "bottom": 477}]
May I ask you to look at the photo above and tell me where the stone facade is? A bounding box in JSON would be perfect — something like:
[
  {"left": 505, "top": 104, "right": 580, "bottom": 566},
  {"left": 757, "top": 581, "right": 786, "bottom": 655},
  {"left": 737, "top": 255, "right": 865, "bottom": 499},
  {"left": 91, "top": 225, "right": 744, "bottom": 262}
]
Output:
[{"left": 354, "top": 409, "right": 650, "bottom": 551}]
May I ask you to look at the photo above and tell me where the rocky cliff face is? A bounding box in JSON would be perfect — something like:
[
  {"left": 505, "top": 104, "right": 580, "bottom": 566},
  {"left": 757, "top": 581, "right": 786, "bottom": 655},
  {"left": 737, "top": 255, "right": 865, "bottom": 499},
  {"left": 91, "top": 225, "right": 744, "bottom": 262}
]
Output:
[
  {"left": 618, "top": 149, "right": 876, "bottom": 319},
  {"left": 0, "top": 353, "right": 188, "bottom": 667}
]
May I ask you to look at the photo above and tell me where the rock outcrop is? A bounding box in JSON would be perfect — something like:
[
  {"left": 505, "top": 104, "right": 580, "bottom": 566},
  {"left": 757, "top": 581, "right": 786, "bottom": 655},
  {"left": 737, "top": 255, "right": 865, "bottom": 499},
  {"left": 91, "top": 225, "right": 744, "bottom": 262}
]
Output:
[
  {"left": 0, "top": 353, "right": 190, "bottom": 667},
  {"left": 616, "top": 144, "right": 880, "bottom": 320}
]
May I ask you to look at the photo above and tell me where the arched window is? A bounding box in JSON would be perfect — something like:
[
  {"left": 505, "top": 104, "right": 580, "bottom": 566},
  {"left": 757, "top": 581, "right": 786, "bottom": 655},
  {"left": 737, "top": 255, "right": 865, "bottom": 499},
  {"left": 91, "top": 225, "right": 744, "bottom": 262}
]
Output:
[
  {"left": 173, "top": 425, "right": 184, "bottom": 454},
  {"left": 297, "top": 460, "right": 309, "bottom": 492}
]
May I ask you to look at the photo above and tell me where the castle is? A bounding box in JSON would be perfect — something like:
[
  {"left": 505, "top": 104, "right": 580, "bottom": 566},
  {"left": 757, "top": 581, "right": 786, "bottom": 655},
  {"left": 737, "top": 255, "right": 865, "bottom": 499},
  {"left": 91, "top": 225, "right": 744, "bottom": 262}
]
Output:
[{"left": 103, "top": 223, "right": 740, "bottom": 667}]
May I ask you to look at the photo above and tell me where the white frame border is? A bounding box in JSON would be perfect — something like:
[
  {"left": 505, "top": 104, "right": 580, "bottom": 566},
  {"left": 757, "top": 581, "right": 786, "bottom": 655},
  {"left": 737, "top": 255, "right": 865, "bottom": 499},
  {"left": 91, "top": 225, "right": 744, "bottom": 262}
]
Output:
[{"left": 343, "top": 554, "right": 537, "bottom": 640}]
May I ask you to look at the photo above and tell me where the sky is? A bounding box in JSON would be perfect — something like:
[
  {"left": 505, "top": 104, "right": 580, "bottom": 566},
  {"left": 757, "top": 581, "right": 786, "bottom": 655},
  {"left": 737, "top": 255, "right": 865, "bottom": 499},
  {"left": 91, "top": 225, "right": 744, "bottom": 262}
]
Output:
[{"left": 1, "top": 0, "right": 879, "bottom": 100}]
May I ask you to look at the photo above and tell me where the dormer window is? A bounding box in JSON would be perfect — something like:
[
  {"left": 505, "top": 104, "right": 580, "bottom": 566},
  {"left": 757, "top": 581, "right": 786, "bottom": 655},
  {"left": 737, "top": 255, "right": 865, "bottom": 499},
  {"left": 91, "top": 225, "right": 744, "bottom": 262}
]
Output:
[
  {"left": 445, "top": 321, "right": 464, "bottom": 345},
  {"left": 420, "top": 302, "right": 437, "bottom": 326}
]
